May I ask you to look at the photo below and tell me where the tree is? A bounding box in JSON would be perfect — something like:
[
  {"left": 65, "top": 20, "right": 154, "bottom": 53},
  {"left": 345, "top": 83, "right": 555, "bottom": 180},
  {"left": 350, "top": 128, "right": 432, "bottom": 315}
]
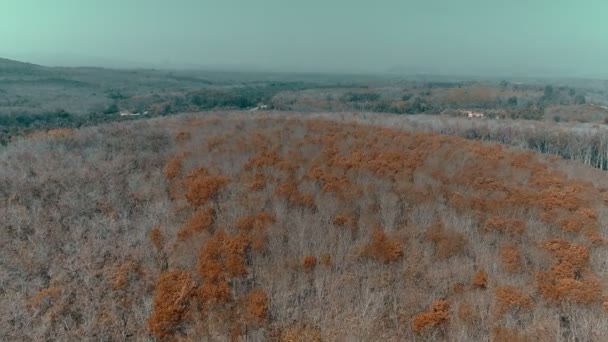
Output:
[
  {"left": 104, "top": 103, "right": 119, "bottom": 114},
  {"left": 543, "top": 85, "right": 554, "bottom": 100},
  {"left": 574, "top": 94, "right": 586, "bottom": 105},
  {"left": 408, "top": 96, "right": 430, "bottom": 113}
]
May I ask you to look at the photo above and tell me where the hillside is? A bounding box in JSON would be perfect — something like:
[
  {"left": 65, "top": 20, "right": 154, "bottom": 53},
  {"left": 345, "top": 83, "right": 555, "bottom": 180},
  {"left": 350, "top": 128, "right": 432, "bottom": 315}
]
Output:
[
  {"left": 0, "top": 58, "right": 45, "bottom": 73},
  {"left": 1, "top": 112, "right": 608, "bottom": 341},
  {"left": 0, "top": 57, "right": 357, "bottom": 146}
]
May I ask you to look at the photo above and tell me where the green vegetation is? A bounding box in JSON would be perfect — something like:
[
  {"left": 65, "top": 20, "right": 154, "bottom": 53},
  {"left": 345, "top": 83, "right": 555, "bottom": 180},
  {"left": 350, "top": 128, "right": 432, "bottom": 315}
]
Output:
[{"left": 1, "top": 58, "right": 608, "bottom": 147}]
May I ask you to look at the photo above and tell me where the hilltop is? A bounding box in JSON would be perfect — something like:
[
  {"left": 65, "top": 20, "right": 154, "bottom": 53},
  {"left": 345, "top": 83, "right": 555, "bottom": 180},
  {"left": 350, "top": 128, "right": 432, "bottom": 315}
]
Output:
[{"left": 1, "top": 112, "right": 607, "bottom": 341}]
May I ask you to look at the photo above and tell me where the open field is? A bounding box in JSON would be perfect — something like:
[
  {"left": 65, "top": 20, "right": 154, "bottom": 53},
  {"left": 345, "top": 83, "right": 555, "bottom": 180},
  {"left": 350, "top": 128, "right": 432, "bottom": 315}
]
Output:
[{"left": 2, "top": 111, "right": 608, "bottom": 341}]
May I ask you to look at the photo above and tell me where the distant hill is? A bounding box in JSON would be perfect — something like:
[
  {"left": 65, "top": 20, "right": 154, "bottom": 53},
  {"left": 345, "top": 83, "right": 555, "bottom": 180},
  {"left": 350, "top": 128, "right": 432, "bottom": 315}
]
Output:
[{"left": 0, "top": 57, "right": 45, "bottom": 73}]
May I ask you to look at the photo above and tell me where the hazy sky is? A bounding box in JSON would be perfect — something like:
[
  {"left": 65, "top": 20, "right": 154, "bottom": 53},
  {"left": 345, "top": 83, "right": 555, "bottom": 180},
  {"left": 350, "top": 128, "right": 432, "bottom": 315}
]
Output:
[{"left": 2, "top": 0, "right": 608, "bottom": 77}]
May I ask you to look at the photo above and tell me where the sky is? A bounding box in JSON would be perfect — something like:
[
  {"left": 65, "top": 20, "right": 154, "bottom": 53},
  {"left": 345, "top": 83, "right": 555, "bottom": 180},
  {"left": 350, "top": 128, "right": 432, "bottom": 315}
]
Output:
[{"left": 1, "top": 0, "right": 608, "bottom": 77}]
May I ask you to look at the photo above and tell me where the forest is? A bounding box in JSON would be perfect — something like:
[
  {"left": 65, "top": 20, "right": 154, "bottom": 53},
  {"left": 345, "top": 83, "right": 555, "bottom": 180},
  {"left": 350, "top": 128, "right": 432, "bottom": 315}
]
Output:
[{"left": 2, "top": 111, "right": 608, "bottom": 341}]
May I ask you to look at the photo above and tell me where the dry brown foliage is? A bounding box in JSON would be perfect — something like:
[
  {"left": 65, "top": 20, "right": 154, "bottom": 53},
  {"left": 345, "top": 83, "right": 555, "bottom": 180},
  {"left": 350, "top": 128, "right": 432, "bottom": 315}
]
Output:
[
  {"left": 500, "top": 244, "right": 522, "bottom": 273},
  {"left": 412, "top": 300, "right": 450, "bottom": 334},
  {"left": 150, "top": 227, "right": 164, "bottom": 250},
  {"left": 27, "top": 128, "right": 74, "bottom": 141},
  {"left": 333, "top": 212, "right": 354, "bottom": 228},
  {"left": 302, "top": 256, "right": 317, "bottom": 272},
  {"left": 178, "top": 208, "right": 214, "bottom": 240},
  {"left": 360, "top": 227, "right": 403, "bottom": 263},
  {"left": 235, "top": 212, "right": 275, "bottom": 232},
  {"left": 196, "top": 233, "right": 233, "bottom": 305},
  {"left": 280, "top": 324, "right": 322, "bottom": 342},
  {"left": 473, "top": 270, "right": 488, "bottom": 289},
  {"left": 112, "top": 260, "right": 140, "bottom": 290},
  {"left": 425, "top": 222, "right": 467, "bottom": 260},
  {"left": 484, "top": 216, "right": 526, "bottom": 237},
  {"left": 451, "top": 283, "right": 465, "bottom": 295},
  {"left": 457, "top": 302, "right": 480, "bottom": 326},
  {"left": 493, "top": 327, "right": 530, "bottom": 342},
  {"left": 251, "top": 230, "right": 268, "bottom": 253},
  {"left": 320, "top": 254, "right": 332, "bottom": 268},
  {"left": 184, "top": 168, "right": 229, "bottom": 207},
  {"left": 28, "top": 286, "right": 62, "bottom": 310},
  {"left": 148, "top": 271, "right": 196, "bottom": 340},
  {"left": 274, "top": 180, "right": 315, "bottom": 209},
  {"left": 196, "top": 230, "right": 251, "bottom": 307},
  {"left": 536, "top": 239, "right": 602, "bottom": 304},
  {"left": 495, "top": 286, "right": 533, "bottom": 316},
  {"left": 247, "top": 173, "right": 267, "bottom": 191},
  {"left": 176, "top": 131, "right": 191, "bottom": 142},
  {"left": 165, "top": 154, "right": 186, "bottom": 180},
  {"left": 206, "top": 135, "right": 227, "bottom": 150},
  {"left": 244, "top": 289, "right": 269, "bottom": 325}
]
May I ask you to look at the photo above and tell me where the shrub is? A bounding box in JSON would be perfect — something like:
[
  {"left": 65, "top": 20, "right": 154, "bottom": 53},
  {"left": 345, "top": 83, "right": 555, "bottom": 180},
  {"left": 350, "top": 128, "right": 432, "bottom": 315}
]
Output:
[
  {"left": 333, "top": 212, "right": 354, "bottom": 228},
  {"left": 500, "top": 245, "right": 522, "bottom": 273},
  {"left": 360, "top": 227, "right": 403, "bottom": 264},
  {"left": 150, "top": 227, "right": 164, "bottom": 250},
  {"left": 495, "top": 286, "right": 533, "bottom": 316},
  {"left": 457, "top": 303, "right": 479, "bottom": 325},
  {"left": 247, "top": 173, "right": 267, "bottom": 191},
  {"left": 178, "top": 208, "right": 214, "bottom": 240},
  {"left": 320, "top": 254, "right": 332, "bottom": 268},
  {"left": 473, "top": 270, "right": 488, "bottom": 289},
  {"left": 235, "top": 212, "right": 275, "bottom": 232},
  {"left": 302, "top": 256, "right": 317, "bottom": 272},
  {"left": 206, "top": 135, "right": 227, "bottom": 150},
  {"left": 223, "top": 234, "right": 250, "bottom": 277},
  {"left": 175, "top": 131, "right": 191, "bottom": 142},
  {"left": 343, "top": 92, "right": 381, "bottom": 102},
  {"left": 484, "top": 217, "right": 526, "bottom": 237},
  {"left": 244, "top": 289, "right": 269, "bottom": 325},
  {"left": 274, "top": 181, "right": 315, "bottom": 209},
  {"left": 425, "top": 222, "right": 467, "bottom": 260},
  {"left": 492, "top": 327, "right": 529, "bottom": 342},
  {"left": 112, "top": 260, "right": 140, "bottom": 290},
  {"left": 28, "top": 287, "right": 62, "bottom": 311},
  {"left": 412, "top": 300, "right": 450, "bottom": 334},
  {"left": 165, "top": 154, "right": 185, "bottom": 180},
  {"left": 281, "top": 324, "right": 322, "bottom": 342}
]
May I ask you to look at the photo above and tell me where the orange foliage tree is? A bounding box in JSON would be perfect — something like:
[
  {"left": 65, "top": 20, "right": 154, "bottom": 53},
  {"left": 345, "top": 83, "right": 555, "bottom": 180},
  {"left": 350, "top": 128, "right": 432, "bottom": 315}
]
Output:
[
  {"left": 147, "top": 271, "right": 196, "bottom": 340},
  {"left": 244, "top": 289, "right": 269, "bottom": 325},
  {"left": 413, "top": 300, "right": 450, "bottom": 334},
  {"left": 472, "top": 270, "right": 488, "bottom": 289},
  {"left": 495, "top": 286, "right": 533, "bottom": 317},
  {"left": 360, "top": 227, "right": 403, "bottom": 264},
  {"left": 536, "top": 239, "right": 602, "bottom": 305},
  {"left": 184, "top": 168, "right": 229, "bottom": 207},
  {"left": 302, "top": 256, "right": 317, "bottom": 272}
]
